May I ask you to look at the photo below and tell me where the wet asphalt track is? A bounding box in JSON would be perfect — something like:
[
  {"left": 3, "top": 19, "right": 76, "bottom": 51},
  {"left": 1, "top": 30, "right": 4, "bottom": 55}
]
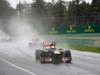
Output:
[{"left": 0, "top": 43, "right": 100, "bottom": 75}]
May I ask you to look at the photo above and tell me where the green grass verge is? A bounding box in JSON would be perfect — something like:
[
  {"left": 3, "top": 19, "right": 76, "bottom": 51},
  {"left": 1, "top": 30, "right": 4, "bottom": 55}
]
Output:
[{"left": 70, "top": 45, "right": 100, "bottom": 53}]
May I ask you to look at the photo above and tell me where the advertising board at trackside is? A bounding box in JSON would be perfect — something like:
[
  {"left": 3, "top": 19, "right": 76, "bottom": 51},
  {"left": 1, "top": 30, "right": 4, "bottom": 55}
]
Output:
[{"left": 48, "top": 24, "right": 100, "bottom": 34}]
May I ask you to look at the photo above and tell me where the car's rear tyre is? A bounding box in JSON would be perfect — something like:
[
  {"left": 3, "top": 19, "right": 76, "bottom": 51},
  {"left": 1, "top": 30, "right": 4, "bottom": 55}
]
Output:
[
  {"left": 65, "top": 50, "right": 72, "bottom": 63},
  {"left": 35, "top": 50, "right": 42, "bottom": 61},
  {"left": 40, "top": 51, "right": 46, "bottom": 64}
]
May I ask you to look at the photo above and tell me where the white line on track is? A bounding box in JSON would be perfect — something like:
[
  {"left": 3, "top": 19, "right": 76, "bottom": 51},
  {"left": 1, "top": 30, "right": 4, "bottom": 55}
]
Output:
[{"left": 0, "top": 57, "right": 36, "bottom": 75}]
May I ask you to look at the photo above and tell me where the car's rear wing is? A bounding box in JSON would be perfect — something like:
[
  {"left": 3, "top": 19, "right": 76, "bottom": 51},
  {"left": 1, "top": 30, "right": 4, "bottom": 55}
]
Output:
[{"left": 42, "top": 41, "right": 56, "bottom": 46}]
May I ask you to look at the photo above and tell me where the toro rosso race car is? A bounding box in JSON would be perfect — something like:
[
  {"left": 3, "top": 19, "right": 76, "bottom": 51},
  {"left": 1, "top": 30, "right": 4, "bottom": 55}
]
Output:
[{"left": 35, "top": 41, "right": 72, "bottom": 63}]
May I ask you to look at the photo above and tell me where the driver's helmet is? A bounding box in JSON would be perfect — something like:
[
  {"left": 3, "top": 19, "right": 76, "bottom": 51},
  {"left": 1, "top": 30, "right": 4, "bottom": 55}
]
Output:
[{"left": 51, "top": 45, "right": 55, "bottom": 48}]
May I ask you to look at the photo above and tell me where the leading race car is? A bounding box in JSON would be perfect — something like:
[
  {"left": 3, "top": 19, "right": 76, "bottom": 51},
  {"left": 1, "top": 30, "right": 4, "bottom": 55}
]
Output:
[{"left": 35, "top": 41, "right": 72, "bottom": 63}]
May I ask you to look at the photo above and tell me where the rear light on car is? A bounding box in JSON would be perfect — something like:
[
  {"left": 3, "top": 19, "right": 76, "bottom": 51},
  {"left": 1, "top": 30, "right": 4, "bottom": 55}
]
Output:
[
  {"left": 41, "top": 58, "right": 52, "bottom": 62},
  {"left": 62, "top": 58, "right": 70, "bottom": 61}
]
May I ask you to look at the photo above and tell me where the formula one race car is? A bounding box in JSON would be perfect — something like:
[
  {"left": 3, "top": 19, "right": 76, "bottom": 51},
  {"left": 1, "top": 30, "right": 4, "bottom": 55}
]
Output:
[{"left": 35, "top": 41, "right": 72, "bottom": 63}]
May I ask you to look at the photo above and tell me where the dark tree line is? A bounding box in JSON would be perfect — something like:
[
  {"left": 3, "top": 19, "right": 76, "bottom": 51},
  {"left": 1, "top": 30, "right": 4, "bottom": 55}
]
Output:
[
  {"left": 30, "top": 0, "right": 100, "bottom": 26},
  {"left": 0, "top": 0, "right": 15, "bottom": 35},
  {"left": 0, "top": 0, "right": 15, "bottom": 19},
  {"left": 15, "top": 0, "right": 100, "bottom": 26},
  {"left": 31, "top": 0, "right": 66, "bottom": 26},
  {"left": 0, "top": 0, "right": 100, "bottom": 26}
]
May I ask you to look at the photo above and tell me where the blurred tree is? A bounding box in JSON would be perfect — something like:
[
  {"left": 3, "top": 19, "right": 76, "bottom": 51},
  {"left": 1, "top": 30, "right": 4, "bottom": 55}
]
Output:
[
  {"left": 92, "top": 0, "right": 100, "bottom": 4},
  {"left": 16, "top": 1, "right": 32, "bottom": 17},
  {"left": 32, "top": 0, "right": 47, "bottom": 19},
  {"left": 79, "top": 2, "right": 90, "bottom": 16},
  {"left": 67, "top": 0, "right": 84, "bottom": 16},
  {"left": 0, "top": 0, "right": 14, "bottom": 19},
  {"left": 45, "top": 2, "right": 55, "bottom": 26},
  {"left": 31, "top": 0, "right": 49, "bottom": 30},
  {"left": 67, "top": 1, "right": 78, "bottom": 17},
  {"left": 0, "top": 0, "right": 15, "bottom": 36},
  {"left": 66, "top": 0, "right": 92, "bottom": 25},
  {"left": 30, "top": 0, "right": 100, "bottom": 26},
  {"left": 91, "top": 0, "right": 100, "bottom": 15},
  {"left": 16, "top": 1, "right": 24, "bottom": 17},
  {"left": 53, "top": 0, "right": 66, "bottom": 26}
]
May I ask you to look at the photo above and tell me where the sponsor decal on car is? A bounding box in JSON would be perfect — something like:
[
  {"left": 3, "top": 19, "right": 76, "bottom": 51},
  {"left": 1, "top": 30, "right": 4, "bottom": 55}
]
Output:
[{"left": 54, "top": 51, "right": 60, "bottom": 54}]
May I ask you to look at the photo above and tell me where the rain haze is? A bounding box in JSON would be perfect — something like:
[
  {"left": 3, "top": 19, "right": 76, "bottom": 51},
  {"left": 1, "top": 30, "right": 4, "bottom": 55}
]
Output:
[{"left": 0, "top": 0, "right": 100, "bottom": 75}]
